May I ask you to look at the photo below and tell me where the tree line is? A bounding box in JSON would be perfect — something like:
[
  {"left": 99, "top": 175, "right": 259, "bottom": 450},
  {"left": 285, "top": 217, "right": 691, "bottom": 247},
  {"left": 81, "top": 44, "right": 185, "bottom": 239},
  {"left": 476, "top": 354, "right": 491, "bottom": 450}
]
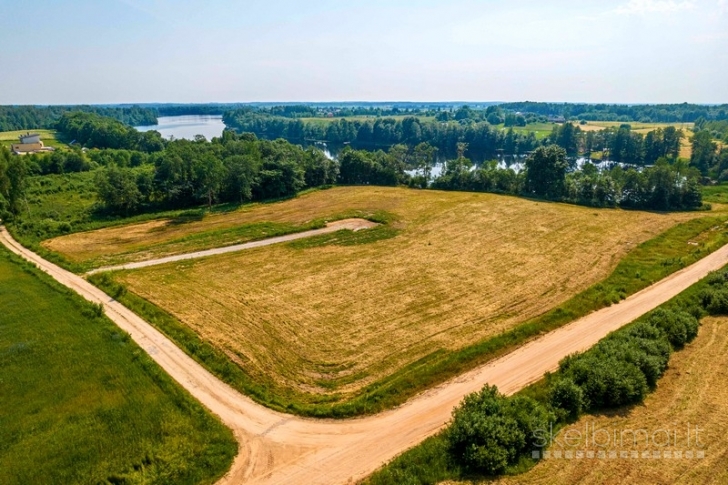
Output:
[
  {"left": 431, "top": 145, "right": 701, "bottom": 211},
  {"left": 222, "top": 112, "right": 542, "bottom": 159},
  {"left": 55, "top": 112, "right": 166, "bottom": 152},
  {"left": 690, "top": 130, "right": 728, "bottom": 179},
  {"left": 224, "top": 109, "right": 704, "bottom": 168},
  {"left": 0, "top": 146, "right": 29, "bottom": 219},
  {"left": 548, "top": 122, "right": 683, "bottom": 163},
  {"left": 4, "top": 111, "right": 706, "bottom": 220},
  {"left": 0, "top": 106, "right": 157, "bottom": 132},
  {"left": 695, "top": 118, "right": 728, "bottom": 143},
  {"left": 93, "top": 131, "right": 337, "bottom": 215},
  {"left": 72, "top": 135, "right": 707, "bottom": 214},
  {"left": 499, "top": 102, "right": 728, "bottom": 123}
]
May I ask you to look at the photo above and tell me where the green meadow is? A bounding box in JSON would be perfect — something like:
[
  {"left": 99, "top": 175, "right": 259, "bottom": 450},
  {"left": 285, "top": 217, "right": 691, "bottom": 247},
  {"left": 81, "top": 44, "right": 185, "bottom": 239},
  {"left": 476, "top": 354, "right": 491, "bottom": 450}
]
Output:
[{"left": 0, "top": 246, "right": 236, "bottom": 484}]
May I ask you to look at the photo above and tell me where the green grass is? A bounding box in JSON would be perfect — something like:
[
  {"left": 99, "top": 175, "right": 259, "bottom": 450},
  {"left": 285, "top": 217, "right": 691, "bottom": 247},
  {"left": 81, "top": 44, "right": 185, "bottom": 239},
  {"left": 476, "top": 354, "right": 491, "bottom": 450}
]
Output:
[
  {"left": 496, "top": 122, "right": 556, "bottom": 140},
  {"left": 90, "top": 214, "right": 728, "bottom": 418},
  {"left": 12, "top": 171, "right": 194, "bottom": 245},
  {"left": 0, "top": 246, "right": 236, "bottom": 484},
  {"left": 701, "top": 183, "right": 728, "bottom": 205}
]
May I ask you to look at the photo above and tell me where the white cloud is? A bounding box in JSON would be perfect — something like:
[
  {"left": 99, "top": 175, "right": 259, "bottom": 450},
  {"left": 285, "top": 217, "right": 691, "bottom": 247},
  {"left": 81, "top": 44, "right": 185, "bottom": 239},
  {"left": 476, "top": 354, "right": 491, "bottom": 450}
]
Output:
[{"left": 615, "top": 0, "right": 696, "bottom": 14}]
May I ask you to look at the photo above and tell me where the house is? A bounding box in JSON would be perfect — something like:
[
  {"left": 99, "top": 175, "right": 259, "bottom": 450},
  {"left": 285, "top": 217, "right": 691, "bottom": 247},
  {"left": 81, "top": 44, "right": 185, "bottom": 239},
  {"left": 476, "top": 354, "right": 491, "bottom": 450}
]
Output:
[
  {"left": 11, "top": 142, "right": 44, "bottom": 154},
  {"left": 10, "top": 132, "right": 54, "bottom": 155},
  {"left": 19, "top": 133, "right": 41, "bottom": 144}
]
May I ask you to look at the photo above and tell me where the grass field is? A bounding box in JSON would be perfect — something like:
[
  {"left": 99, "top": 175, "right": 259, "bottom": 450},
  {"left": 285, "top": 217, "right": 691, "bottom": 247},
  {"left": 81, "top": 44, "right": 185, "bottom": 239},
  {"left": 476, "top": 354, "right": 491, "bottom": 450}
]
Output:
[
  {"left": 0, "top": 246, "right": 236, "bottom": 484},
  {"left": 701, "top": 183, "right": 728, "bottom": 205},
  {"left": 485, "top": 316, "right": 728, "bottom": 485},
  {"left": 496, "top": 122, "right": 555, "bottom": 140},
  {"left": 0, "top": 129, "right": 65, "bottom": 149},
  {"left": 80, "top": 187, "right": 707, "bottom": 402}
]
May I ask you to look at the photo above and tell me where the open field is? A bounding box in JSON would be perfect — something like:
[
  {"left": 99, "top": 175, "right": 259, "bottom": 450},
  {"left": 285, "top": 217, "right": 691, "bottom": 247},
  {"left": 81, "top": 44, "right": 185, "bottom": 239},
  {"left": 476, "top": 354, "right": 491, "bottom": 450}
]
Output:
[
  {"left": 42, "top": 187, "right": 394, "bottom": 269},
  {"left": 484, "top": 316, "right": 728, "bottom": 485},
  {"left": 496, "top": 122, "right": 555, "bottom": 139},
  {"left": 92, "top": 187, "right": 707, "bottom": 399},
  {"left": 0, "top": 246, "right": 235, "bottom": 484},
  {"left": 9, "top": 222, "right": 728, "bottom": 484},
  {"left": 0, "top": 129, "right": 65, "bottom": 148}
]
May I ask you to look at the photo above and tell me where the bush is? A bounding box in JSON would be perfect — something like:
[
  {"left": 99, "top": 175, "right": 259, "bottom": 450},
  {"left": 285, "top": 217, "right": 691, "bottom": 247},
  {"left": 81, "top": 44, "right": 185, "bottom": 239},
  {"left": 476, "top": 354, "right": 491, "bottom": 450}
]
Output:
[
  {"left": 557, "top": 319, "right": 682, "bottom": 410},
  {"left": 549, "top": 378, "right": 585, "bottom": 419},
  {"left": 648, "top": 308, "right": 699, "bottom": 348},
  {"left": 703, "top": 288, "right": 728, "bottom": 315},
  {"left": 446, "top": 385, "right": 552, "bottom": 476},
  {"left": 566, "top": 357, "right": 648, "bottom": 409}
]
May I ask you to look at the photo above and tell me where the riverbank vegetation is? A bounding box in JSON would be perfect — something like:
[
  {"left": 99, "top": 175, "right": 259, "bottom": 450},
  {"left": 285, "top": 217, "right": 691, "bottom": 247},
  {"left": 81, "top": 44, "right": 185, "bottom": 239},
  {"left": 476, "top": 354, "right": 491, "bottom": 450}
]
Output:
[{"left": 0, "top": 246, "right": 236, "bottom": 485}]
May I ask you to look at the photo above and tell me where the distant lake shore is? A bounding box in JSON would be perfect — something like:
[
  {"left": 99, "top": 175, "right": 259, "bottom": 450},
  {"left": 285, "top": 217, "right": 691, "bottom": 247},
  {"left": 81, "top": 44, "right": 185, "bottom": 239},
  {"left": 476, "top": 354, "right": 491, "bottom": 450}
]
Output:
[{"left": 136, "top": 115, "right": 225, "bottom": 141}]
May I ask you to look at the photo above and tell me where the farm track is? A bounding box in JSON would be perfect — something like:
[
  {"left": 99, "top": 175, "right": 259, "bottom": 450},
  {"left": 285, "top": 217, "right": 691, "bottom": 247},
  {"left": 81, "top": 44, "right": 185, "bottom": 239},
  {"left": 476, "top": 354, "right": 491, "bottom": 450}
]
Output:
[
  {"left": 3, "top": 225, "right": 728, "bottom": 484},
  {"left": 86, "top": 218, "right": 378, "bottom": 274}
]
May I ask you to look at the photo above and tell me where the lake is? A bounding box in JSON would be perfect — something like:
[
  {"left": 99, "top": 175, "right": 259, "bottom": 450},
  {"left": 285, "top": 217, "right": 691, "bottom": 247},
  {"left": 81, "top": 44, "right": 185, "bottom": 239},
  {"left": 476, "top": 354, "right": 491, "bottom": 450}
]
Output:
[{"left": 136, "top": 115, "right": 226, "bottom": 141}]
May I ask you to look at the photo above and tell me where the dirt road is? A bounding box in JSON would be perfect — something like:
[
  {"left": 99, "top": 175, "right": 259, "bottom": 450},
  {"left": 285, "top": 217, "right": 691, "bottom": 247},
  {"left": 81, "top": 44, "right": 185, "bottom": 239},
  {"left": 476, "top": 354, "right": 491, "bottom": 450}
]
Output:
[
  {"left": 3, "top": 225, "right": 728, "bottom": 484},
  {"left": 86, "top": 218, "right": 378, "bottom": 274}
]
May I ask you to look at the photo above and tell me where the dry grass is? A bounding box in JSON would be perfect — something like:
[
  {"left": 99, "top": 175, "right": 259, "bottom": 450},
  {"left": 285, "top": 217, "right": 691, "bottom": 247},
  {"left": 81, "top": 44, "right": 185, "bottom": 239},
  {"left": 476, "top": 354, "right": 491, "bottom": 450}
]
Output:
[
  {"left": 43, "top": 188, "right": 400, "bottom": 267},
  {"left": 108, "top": 187, "right": 701, "bottom": 397},
  {"left": 473, "top": 316, "right": 728, "bottom": 485}
]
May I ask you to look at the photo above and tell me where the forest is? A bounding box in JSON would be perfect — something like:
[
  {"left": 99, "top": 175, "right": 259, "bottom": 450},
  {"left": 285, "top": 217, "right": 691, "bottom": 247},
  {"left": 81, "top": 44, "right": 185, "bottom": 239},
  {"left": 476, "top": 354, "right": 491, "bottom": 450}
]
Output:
[
  {"left": 0, "top": 105, "right": 157, "bottom": 132},
  {"left": 223, "top": 109, "right": 688, "bottom": 165},
  {"left": 498, "top": 102, "right": 728, "bottom": 123},
  {"left": 4, "top": 110, "right": 726, "bottom": 233}
]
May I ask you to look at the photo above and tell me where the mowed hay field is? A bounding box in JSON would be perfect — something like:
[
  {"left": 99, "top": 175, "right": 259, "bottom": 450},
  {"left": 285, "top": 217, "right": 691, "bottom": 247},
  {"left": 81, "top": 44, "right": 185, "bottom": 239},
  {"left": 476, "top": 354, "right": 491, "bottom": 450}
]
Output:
[
  {"left": 101, "top": 187, "right": 703, "bottom": 396},
  {"left": 0, "top": 247, "right": 236, "bottom": 484},
  {"left": 481, "top": 316, "right": 728, "bottom": 485}
]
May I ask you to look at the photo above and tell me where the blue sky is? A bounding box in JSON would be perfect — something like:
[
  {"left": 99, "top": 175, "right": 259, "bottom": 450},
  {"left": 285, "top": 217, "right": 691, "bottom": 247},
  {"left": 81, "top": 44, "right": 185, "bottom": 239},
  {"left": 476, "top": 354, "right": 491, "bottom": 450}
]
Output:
[{"left": 1, "top": 0, "right": 726, "bottom": 104}]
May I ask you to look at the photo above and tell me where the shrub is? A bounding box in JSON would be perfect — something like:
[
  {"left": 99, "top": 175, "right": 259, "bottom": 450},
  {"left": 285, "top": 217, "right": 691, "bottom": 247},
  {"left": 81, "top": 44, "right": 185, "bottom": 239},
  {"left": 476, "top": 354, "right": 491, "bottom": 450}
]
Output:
[
  {"left": 704, "top": 288, "right": 728, "bottom": 315},
  {"left": 566, "top": 357, "right": 648, "bottom": 409},
  {"left": 549, "top": 378, "right": 585, "bottom": 419},
  {"left": 446, "top": 385, "right": 552, "bottom": 475},
  {"left": 648, "top": 308, "right": 699, "bottom": 348}
]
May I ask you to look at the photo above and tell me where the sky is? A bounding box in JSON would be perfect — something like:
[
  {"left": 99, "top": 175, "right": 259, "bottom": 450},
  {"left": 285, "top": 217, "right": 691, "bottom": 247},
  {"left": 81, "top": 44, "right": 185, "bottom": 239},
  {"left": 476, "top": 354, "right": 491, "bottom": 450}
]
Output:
[{"left": 0, "top": 0, "right": 726, "bottom": 104}]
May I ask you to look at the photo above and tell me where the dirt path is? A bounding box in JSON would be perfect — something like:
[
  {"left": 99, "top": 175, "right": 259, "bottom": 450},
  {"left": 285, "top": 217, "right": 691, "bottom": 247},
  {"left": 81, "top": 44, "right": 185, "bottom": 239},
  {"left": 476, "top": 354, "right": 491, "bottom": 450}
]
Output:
[
  {"left": 3, "top": 225, "right": 728, "bottom": 484},
  {"left": 86, "top": 218, "right": 378, "bottom": 274}
]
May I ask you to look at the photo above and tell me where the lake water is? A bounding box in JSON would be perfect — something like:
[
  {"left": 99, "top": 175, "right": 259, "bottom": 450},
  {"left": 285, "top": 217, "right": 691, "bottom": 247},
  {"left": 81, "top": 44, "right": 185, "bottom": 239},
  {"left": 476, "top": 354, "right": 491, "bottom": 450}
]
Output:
[{"left": 136, "top": 115, "right": 225, "bottom": 141}]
